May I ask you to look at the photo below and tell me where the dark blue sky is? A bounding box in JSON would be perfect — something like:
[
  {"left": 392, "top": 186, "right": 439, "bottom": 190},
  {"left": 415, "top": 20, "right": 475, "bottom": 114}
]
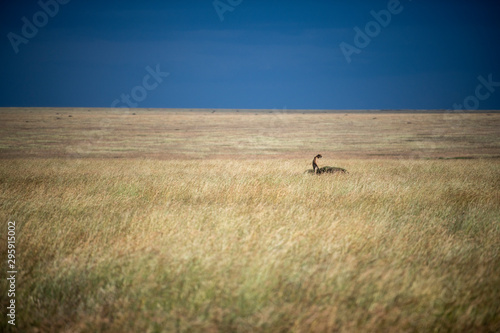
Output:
[{"left": 1, "top": 0, "right": 500, "bottom": 110}]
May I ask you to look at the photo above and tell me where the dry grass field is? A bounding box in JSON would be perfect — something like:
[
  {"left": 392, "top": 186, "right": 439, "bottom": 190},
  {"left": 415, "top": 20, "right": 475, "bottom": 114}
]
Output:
[
  {"left": 0, "top": 107, "right": 499, "bottom": 159},
  {"left": 1, "top": 108, "right": 499, "bottom": 332}
]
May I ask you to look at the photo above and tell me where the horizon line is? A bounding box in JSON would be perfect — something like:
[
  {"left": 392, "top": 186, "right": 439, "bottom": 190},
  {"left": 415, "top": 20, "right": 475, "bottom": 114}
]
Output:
[{"left": 1, "top": 107, "right": 499, "bottom": 114}]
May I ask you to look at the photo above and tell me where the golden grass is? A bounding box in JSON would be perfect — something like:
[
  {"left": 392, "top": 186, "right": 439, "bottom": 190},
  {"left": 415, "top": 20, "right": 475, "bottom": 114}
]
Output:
[
  {"left": 1, "top": 108, "right": 499, "bottom": 159},
  {"left": 1, "top": 158, "right": 499, "bottom": 332}
]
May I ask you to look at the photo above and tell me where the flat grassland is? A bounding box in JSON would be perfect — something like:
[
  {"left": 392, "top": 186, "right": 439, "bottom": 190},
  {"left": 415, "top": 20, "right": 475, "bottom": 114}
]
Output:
[
  {"left": 1, "top": 108, "right": 499, "bottom": 332},
  {"left": 0, "top": 107, "right": 499, "bottom": 159}
]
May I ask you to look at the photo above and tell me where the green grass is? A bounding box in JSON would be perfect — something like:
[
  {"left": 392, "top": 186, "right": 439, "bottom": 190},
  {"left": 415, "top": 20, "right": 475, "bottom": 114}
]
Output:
[{"left": 1, "top": 158, "right": 499, "bottom": 332}]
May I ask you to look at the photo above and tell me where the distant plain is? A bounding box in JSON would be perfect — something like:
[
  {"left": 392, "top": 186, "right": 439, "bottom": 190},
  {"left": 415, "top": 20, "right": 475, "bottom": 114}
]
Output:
[{"left": 0, "top": 107, "right": 499, "bottom": 159}]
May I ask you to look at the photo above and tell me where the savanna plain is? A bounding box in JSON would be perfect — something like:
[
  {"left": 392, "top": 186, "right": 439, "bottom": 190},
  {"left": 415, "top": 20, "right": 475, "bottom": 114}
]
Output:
[{"left": 1, "top": 108, "right": 499, "bottom": 332}]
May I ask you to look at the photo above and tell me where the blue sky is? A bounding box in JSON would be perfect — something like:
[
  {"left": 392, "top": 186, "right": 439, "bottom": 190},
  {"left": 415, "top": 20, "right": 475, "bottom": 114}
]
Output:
[{"left": 1, "top": 0, "right": 500, "bottom": 110}]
